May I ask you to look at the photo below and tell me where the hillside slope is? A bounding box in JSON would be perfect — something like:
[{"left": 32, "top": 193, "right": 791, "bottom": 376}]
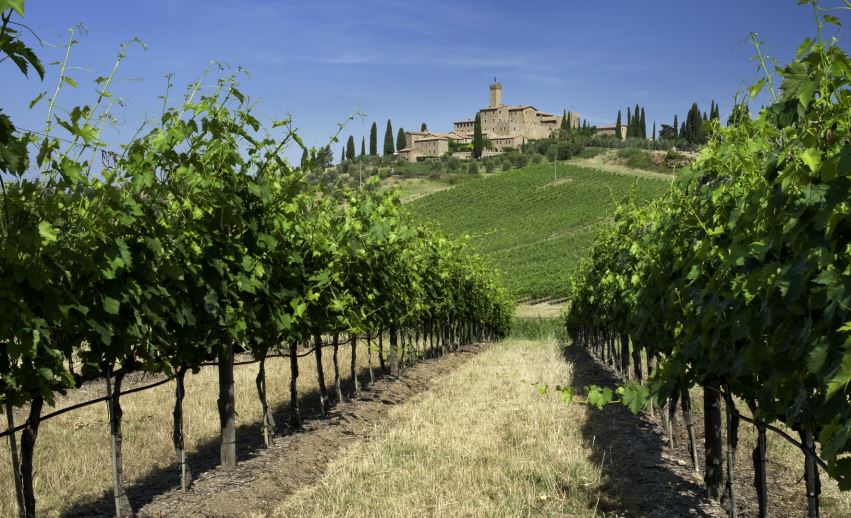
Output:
[{"left": 408, "top": 162, "right": 669, "bottom": 298}]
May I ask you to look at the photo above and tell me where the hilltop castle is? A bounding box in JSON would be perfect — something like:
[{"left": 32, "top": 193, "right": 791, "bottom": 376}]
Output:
[{"left": 398, "top": 81, "right": 579, "bottom": 162}]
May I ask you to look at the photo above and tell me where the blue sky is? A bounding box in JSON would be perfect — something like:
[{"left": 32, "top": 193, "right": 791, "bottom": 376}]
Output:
[{"left": 5, "top": 1, "right": 845, "bottom": 163}]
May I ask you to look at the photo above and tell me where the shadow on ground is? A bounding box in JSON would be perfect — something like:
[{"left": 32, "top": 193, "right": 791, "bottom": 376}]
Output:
[{"left": 562, "top": 344, "right": 721, "bottom": 518}]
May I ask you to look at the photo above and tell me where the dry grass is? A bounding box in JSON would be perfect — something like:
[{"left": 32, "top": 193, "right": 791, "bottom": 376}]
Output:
[
  {"left": 0, "top": 342, "right": 373, "bottom": 517},
  {"left": 275, "top": 338, "right": 608, "bottom": 518},
  {"left": 515, "top": 301, "right": 567, "bottom": 319}
]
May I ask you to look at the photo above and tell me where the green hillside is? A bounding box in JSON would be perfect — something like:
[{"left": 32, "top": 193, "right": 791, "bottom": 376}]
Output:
[{"left": 408, "top": 162, "right": 669, "bottom": 299}]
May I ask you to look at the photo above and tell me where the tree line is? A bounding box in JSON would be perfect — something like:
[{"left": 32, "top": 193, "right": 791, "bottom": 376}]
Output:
[
  {"left": 342, "top": 120, "right": 430, "bottom": 162},
  {"left": 615, "top": 100, "right": 724, "bottom": 145}
]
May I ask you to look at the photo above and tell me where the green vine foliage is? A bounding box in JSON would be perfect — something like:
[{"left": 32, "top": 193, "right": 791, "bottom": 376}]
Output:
[
  {"left": 566, "top": 2, "right": 851, "bottom": 485},
  {"left": 0, "top": 0, "right": 513, "bottom": 424}
]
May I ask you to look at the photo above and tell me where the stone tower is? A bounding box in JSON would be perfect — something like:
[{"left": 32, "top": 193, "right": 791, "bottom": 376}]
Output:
[{"left": 489, "top": 79, "right": 503, "bottom": 108}]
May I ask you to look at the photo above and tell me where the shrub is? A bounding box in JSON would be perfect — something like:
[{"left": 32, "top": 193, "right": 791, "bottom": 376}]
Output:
[{"left": 576, "top": 147, "right": 605, "bottom": 159}]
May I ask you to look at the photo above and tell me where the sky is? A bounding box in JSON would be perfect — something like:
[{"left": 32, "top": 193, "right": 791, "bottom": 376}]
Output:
[{"left": 4, "top": 0, "right": 847, "bottom": 164}]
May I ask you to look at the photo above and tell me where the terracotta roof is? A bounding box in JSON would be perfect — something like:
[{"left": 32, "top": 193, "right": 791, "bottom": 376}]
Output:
[{"left": 507, "top": 105, "right": 537, "bottom": 111}]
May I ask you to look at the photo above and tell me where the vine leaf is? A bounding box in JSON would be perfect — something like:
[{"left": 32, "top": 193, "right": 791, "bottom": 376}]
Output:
[{"left": 37, "top": 221, "right": 58, "bottom": 244}]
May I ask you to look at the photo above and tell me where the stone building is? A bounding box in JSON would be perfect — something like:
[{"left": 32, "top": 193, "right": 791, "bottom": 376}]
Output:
[
  {"left": 594, "top": 124, "right": 628, "bottom": 140},
  {"left": 398, "top": 81, "right": 580, "bottom": 162}
]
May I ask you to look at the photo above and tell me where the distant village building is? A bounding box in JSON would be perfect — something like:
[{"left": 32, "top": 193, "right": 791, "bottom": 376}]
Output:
[
  {"left": 594, "top": 124, "right": 628, "bottom": 140},
  {"left": 398, "top": 81, "right": 580, "bottom": 162}
]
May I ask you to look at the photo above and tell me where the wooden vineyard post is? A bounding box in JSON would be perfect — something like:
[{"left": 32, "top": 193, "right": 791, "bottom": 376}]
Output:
[
  {"left": 631, "top": 341, "right": 642, "bottom": 383},
  {"left": 619, "top": 334, "right": 630, "bottom": 379},
  {"left": 703, "top": 382, "right": 724, "bottom": 500},
  {"left": 21, "top": 396, "right": 43, "bottom": 518},
  {"left": 256, "top": 358, "right": 275, "bottom": 448},
  {"left": 724, "top": 399, "right": 740, "bottom": 518},
  {"left": 314, "top": 334, "right": 328, "bottom": 416},
  {"left": 399, "top": 329, "right": 407, "bottom": 368},
  {"left": 680, "top": 387, "right": 699, "bottom": 472},
  {"left": 647, "top": 355, "right": 656, "bottom": 417},
  {"left": 218, "top": 342, "right": 237, "bottom": 470},
  {"left": 105, "top": 367, "right": 134, "bottom": 517},
  {"left": 747, "top": 401, "right": 768, "bottom": 518},
  {"left": 5, "top": 401, "right": 26, "bottom": 518},
  {"left": 289, "top": 340, "right": 302, "bottom": 430},
  {"left": 378, "top": 329, "right": 386, "bottom": 374},
  {"left": 350, "top": 334, "right": 360, "bottom": 396},
  {"left": 172, "top": 367, "right": 192, "bottom": 490},
  {"left": 667, "top": 399, "right": 677, "bottom": 449},
  {"left": 332, "top": 333, "right": 343, "bottom": 404},
  {"left": 366, "top": 332, "right": 375, "bottom": 383},
  {"left": 800, "top": 430, "right": 821, "bottom": 518},
  {"left": 389, "top": 325, "right": 399, "bottom": 377}
]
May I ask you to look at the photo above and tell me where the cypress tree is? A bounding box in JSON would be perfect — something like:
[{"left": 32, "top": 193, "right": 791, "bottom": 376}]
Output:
[
  {"left": 396, "top": 127, "right": 406, "bottom": 151},
  {"left": 383, "top": 119, "right": 394, "bottom": 156},
  {"left": 683, "top": 103, "right": 702, "bottom": 143},
  {"left": 300, "top": 148, "right": 308, "bottom": 168},
  {"left": 652, "top": 120, "right": 656, "bottom": 141},
  {"left": 340, "top": 147, "right": 345, "bottom": 163},
  {"left": 683, "top": 108, "right": 691, "bottom": 143},
  {"left": 626, "top": 107, "right": 632, "bottom": 138},
  {"left": 346, "top": 135, "right": 355, "bottom": 160},
  {"left": 673, "top": 114, "right": 678, "bottom": 139},
  {"left": 360, "top": 137, "right": 365, "bottom": 157},
  {"left": 369, "top": 122, "right": 377, "bottom": 156},
  {"left": 629, "top": 103, "right": 641, "bottom": 137},
  {"left": 560, "top": 109, "right": 568, "bottom": 131},
  {"left": 692, "top": 103, "right": 704, "bottom": 143},
  {"left": 472, "top": 113, "right": 484, "bottom": 159},
  {"left": 615, "top": 110, "right": 622, "bottom": 140},
  {"left": 640, "top": 107, "right": 646, "bottom": 139},
  {"left": 421, "top": 122, "right": 427, "bottom": 131}
]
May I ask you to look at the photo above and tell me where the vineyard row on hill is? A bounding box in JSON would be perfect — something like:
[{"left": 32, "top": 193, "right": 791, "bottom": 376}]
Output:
[
  {"left": 566, "top": 7, "right": 851, "bottom": 517},
  {"left": 0, "top": 6, "right": 513, "bottom": 517},
  {"left": 410, "top": 162, "right": 668, "bottom": 298}
]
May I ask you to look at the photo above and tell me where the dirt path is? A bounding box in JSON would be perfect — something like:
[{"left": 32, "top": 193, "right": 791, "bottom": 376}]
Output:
[{"left": 135, "top": 346, "right": 483, "bottom": 518}]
